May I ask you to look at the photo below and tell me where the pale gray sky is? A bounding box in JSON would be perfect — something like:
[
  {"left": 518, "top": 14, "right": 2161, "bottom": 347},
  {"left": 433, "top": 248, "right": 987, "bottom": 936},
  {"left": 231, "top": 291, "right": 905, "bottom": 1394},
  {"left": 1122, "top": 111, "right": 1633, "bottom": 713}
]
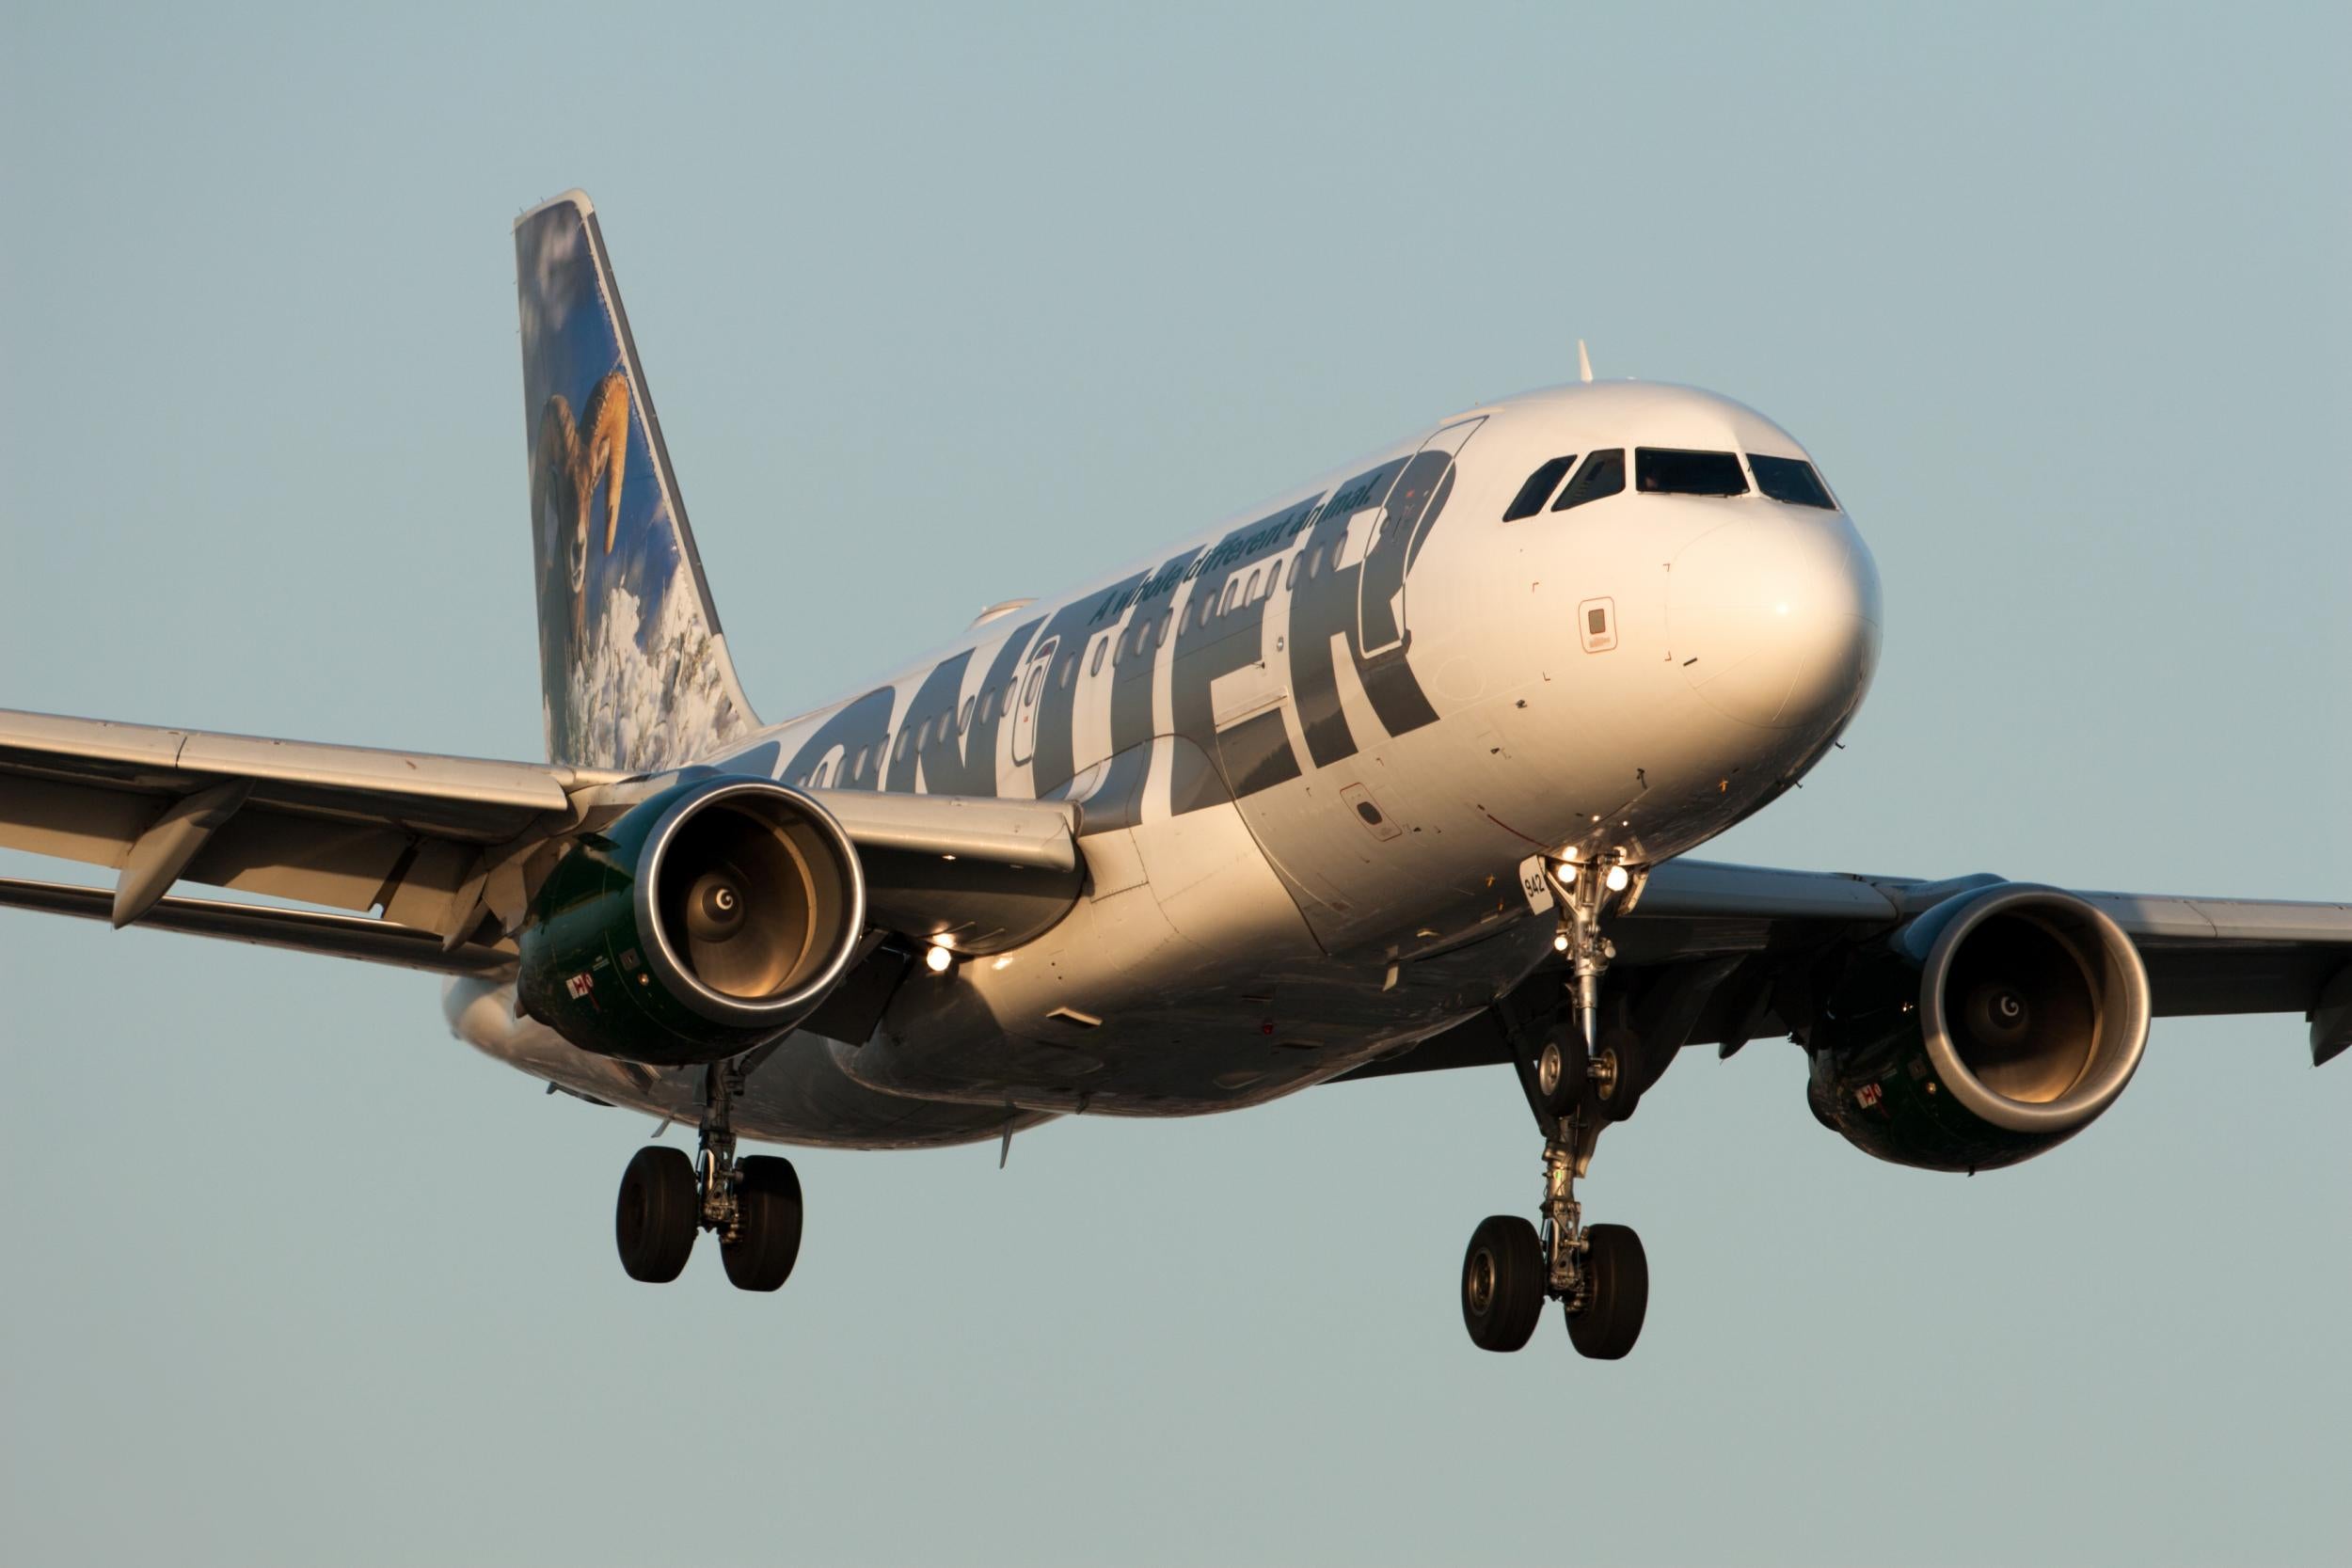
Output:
[{"left": 3, "top": 3, "right": 2346, "bottom": 1564}]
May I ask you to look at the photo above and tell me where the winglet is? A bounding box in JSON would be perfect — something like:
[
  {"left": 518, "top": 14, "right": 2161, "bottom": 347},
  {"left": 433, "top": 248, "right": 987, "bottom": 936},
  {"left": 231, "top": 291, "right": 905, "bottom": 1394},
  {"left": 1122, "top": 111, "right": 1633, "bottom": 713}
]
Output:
[{"left": 1578, "top": 340, "right": 1594, "bottom": 384}]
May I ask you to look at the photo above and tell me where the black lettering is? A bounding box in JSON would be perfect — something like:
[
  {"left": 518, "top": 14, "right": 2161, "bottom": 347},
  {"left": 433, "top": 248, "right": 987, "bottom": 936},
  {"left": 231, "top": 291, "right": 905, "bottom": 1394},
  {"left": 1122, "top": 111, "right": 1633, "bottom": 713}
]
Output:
[
  {"left": 1026, "top": 576, "right": 1143, "bottom": 795},
  {"left": 1282, "top": 453, "right": 1450, "bottom": 768},
  {"left": 781, "top": 686, "right": 897, "bottom": 791},
  {"left": 1170, "top": 499, "right": 1313, "bottom": 811}
]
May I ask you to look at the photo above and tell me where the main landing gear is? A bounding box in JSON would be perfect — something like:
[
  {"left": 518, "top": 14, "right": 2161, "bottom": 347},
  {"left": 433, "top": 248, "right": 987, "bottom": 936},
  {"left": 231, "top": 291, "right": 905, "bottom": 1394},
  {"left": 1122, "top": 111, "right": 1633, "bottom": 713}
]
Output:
[
  {"left": 1460, "top": 855, "right": 1650, "bottom": 1359},
  {"left": 613, "top": 1057, "right": 803, "bottom": 1291}
]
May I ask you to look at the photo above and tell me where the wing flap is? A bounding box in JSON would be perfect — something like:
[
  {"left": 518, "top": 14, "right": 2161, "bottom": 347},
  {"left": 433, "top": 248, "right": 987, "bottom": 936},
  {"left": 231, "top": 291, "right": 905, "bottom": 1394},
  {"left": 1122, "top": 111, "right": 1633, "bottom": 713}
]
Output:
[
  {"left": 0, "top": 773, "right": 160, "bottom": 867},
  {"left": 0, "top": 876, "right": 516, "bottom": 978},
  {"left": 0, "top": 706, "right": 623, "bottom": 928}
]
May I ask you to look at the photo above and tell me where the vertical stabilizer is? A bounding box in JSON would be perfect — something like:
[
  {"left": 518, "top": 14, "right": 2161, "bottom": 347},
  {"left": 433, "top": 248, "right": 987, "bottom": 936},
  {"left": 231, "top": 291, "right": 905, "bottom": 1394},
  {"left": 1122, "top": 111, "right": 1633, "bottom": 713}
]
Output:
[{"left": 516, "top": 190, "right": 757, "bottom": 774}]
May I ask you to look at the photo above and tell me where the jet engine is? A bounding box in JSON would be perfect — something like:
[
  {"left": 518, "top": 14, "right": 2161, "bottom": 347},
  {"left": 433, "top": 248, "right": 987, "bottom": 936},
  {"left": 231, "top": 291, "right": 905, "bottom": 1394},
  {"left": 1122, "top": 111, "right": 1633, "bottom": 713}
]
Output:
[
  {"left": 516, "top": 777, "right": 866, "bottom": 1065},
  {"left": 1807, "top": 883, "right": 2152, "bottom": 1172}
]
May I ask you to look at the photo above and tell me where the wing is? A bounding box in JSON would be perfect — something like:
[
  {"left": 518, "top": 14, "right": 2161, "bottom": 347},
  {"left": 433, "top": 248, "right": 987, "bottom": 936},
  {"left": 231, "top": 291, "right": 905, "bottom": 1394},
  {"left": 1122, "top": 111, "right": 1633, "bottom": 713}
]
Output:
[
  {"left": 1347, "top": 858, "right": 2352, "bottom": 1082},
  {"left": 0, "top": 707, "right": 1082, "bottom": 976}
]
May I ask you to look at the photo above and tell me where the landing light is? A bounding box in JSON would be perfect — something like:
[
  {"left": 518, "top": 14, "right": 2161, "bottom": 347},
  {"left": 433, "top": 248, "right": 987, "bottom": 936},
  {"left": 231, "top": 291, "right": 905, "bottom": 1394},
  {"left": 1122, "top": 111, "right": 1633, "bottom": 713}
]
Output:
[
  {"left": 1606, "top": 865, "right": 1631, "bottom": 893},
  {"left": 925, "top": 942, "right": 955, "bottom": 974}
]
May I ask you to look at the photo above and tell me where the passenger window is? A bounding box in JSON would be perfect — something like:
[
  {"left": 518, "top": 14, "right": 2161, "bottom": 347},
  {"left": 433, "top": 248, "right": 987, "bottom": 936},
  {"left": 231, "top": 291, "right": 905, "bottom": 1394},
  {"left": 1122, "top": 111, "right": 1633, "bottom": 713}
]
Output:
[
  {"left": 1021, "top": 667, "right": 1045, "bottom": 707},
  {"left": 1307, "top": 545, "right": 1324, "bottom": 578},
  {"left": 1089, "top": 639, "right": 1107, "bottom": 676},
  {"left": 1221, "top": 579, "right": 1242, "bottom": 615},
  {"left": 958, "top": 695, "right": 974, "bottom": 732},
  {"left": 894, "top": 730, "right": 913, "bottom": 763},
  {"left": 1503, "top": 455, "right": 1578, "bottom": 520},
  {"left": 1285, "top": 555, "right": 1300, "bottom": 590},
  {"left": 851, "top": 746, "right": 869, "bottom": 780},
  {"left": 1552, "top": 449, "right": 1626, "bottom": 511},
  {"left": 1750, "top": 453, "right": 1836, "bottom": 509},
  {"left": 1636, "top": 448, "right": 1747, "bottom": 496},
  {"left": 1246, "top": 568, "right": 1262, "bottom": 602}
]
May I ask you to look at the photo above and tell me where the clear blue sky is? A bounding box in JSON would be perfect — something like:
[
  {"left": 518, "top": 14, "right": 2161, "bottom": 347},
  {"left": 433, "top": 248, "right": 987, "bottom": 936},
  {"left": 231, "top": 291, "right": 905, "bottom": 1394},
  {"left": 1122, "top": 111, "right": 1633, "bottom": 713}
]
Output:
[{"left": 3, "top": 4, "right": 2346, "bottom": 1564}]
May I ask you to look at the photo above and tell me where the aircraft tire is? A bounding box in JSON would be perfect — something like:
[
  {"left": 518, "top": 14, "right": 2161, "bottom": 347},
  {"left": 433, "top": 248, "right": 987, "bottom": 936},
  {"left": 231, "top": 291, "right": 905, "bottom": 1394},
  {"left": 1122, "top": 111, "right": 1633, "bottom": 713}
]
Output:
[
  {"left": 1594, "top": 1027, "right": 1646, "bottom": 1122},
  {"left": 1529, "top": 1029, "right": 1586, "bottom": 1121},
  {"left": 1565, "top": 1223, "right": 1647, "bottom": 1360},
  {"left": 1461, "top": 1214, "right": 1547, "bottom": 1353},
  {"left": 720, "top": 1155, "right": 803, "bottom": 1292},
  {"left": 616, "top": 1145, "right": 697, "bottom": 1283}
]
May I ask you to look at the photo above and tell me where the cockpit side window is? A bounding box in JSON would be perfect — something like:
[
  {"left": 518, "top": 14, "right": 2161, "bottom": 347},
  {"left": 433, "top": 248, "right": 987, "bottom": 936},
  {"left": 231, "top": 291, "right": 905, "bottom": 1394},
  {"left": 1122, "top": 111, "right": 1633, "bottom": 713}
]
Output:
[
  {"left": 1502, "top": 455, "right": 1578, "bottom": 521},
  {"left": 1552, "top": 448, "right": 1626, "bottom": 511},
  {"left": 1749, "top": 453, "right": 1836, "bottom": 509},
  {"left": 1635, "top": 448, "right": 1748, "bottom": 497}
]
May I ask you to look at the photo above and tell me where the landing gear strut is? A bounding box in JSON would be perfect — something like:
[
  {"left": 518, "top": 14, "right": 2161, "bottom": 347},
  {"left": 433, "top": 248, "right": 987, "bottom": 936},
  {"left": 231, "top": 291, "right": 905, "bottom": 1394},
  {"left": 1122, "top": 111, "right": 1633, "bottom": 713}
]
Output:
[
  {"left": 1459, "top": 854, "right": 1650, "bottom": 1358},
  {"left": 613, "top": 1056, "right": 803, "bottom": 1291}
]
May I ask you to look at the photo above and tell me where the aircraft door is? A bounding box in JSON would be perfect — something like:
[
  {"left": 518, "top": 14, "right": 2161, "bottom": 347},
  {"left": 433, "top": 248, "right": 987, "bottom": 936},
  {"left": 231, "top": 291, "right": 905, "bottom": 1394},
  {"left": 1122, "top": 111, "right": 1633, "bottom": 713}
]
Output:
[
  {"left": 1357, "top": 417, "right": 1484, "bottom": 657},
  {"left": 1009, "top": 636, "right": 1057, "bottom": 768}
]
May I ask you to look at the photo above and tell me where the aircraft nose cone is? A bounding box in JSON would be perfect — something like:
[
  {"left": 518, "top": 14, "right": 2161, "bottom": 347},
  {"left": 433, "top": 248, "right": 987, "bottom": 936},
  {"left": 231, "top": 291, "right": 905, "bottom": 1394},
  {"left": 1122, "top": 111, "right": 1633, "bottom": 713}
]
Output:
[{"left": 1668, "top": 513, "right": 1881, "bottom": 731}]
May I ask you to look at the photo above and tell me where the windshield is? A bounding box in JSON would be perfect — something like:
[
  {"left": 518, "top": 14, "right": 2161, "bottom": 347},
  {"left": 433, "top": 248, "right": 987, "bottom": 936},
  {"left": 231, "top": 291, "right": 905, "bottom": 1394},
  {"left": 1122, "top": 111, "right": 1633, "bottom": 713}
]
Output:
[
  {"left": 1635, "top": 448, "right": 1748, "bottom": 497},
  {"left": 1749, "top": 453, "right": 1836, "bottom": 509},
  {"left": 1552, "top": 449, "right": 1625, "bottom": 511},
  {"left": 1502, "top": 454, "right": 1577, "bottom": 520}
]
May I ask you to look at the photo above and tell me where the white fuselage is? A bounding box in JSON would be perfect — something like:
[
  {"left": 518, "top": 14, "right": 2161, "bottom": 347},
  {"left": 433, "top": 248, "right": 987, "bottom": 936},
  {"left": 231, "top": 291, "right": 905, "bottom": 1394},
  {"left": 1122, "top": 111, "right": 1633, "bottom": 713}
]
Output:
[{"left": 450, "top": 381, "right": 1882, "bottom": 1146}]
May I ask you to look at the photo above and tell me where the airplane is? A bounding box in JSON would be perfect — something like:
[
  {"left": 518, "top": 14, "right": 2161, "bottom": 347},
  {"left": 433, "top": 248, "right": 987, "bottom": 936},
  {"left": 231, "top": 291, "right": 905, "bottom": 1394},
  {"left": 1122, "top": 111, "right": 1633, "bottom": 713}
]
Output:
[{"left": 4, "top": 190, "right": 2345, "bottom": 1359}]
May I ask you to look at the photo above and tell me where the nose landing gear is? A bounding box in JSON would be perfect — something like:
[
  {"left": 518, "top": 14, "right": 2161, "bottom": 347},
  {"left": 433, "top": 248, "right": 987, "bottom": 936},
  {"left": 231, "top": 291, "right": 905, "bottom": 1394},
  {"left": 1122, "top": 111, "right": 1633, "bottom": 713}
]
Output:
[
  {"left": 1460, "top": 854, "right": 1651, "bottom": 1357},
  {"left": 613, "top": 1055, "right": 803, "bottom": 1291}
]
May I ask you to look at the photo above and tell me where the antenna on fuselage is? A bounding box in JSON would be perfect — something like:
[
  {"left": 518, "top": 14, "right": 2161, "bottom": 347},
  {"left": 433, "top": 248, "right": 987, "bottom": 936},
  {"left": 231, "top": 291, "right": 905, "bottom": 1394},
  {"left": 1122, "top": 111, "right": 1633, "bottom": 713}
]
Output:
[{"left": 1577, "top": 340, "right": 1594, "bottom": 384}]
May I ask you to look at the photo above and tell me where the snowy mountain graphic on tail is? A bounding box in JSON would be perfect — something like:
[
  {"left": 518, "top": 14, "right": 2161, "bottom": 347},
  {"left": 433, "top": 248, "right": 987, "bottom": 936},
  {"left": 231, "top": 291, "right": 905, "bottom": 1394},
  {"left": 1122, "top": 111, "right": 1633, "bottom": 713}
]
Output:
[{"left": 516, "top": 190, "right": 756, "bottom": 774}]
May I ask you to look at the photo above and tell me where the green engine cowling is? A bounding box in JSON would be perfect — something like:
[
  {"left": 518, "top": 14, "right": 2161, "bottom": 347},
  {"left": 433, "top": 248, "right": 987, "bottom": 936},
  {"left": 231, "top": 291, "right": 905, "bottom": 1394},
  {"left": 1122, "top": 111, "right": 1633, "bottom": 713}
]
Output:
[
  {"left": 1808, "top": 883, "right": 2152, "bottom": 1172},
  {"left": 516, "top": 777, "right": 866, "bottom": 1066}
]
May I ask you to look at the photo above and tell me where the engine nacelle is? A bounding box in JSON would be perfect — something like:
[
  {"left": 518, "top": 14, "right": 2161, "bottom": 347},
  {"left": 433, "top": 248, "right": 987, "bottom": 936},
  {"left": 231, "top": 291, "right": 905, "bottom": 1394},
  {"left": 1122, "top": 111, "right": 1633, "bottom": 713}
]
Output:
[
  {"left": 516, "top": 777, "right": 866, "bottom": 1066},
  {"left": 1808, "top": 883, "right": 2152, "bottom": 1172}
]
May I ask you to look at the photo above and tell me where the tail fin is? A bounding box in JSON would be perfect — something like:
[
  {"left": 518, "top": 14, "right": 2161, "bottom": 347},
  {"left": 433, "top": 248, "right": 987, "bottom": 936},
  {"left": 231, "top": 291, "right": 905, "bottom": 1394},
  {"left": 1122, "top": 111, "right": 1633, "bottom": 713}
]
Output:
[{"left": 515, "top": 190, "right": 757, "bottom": 774}]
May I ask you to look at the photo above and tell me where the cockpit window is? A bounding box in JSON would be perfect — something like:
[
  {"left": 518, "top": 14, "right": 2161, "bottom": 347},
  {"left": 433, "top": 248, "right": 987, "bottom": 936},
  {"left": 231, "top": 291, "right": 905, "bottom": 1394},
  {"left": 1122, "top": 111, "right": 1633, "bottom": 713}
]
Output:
[
  {"left": 1552, "top": 449, "right": 1625, "bottom": 511},
  {"left": 1749, "top": 453, "right": 1836, "bottom": 509},
  {"left": 1636, "top": 448, "right": 1747, "bottom": 497},
  {"left": 1502, "top": 455, "right": 1577, "bottom": 521}
]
